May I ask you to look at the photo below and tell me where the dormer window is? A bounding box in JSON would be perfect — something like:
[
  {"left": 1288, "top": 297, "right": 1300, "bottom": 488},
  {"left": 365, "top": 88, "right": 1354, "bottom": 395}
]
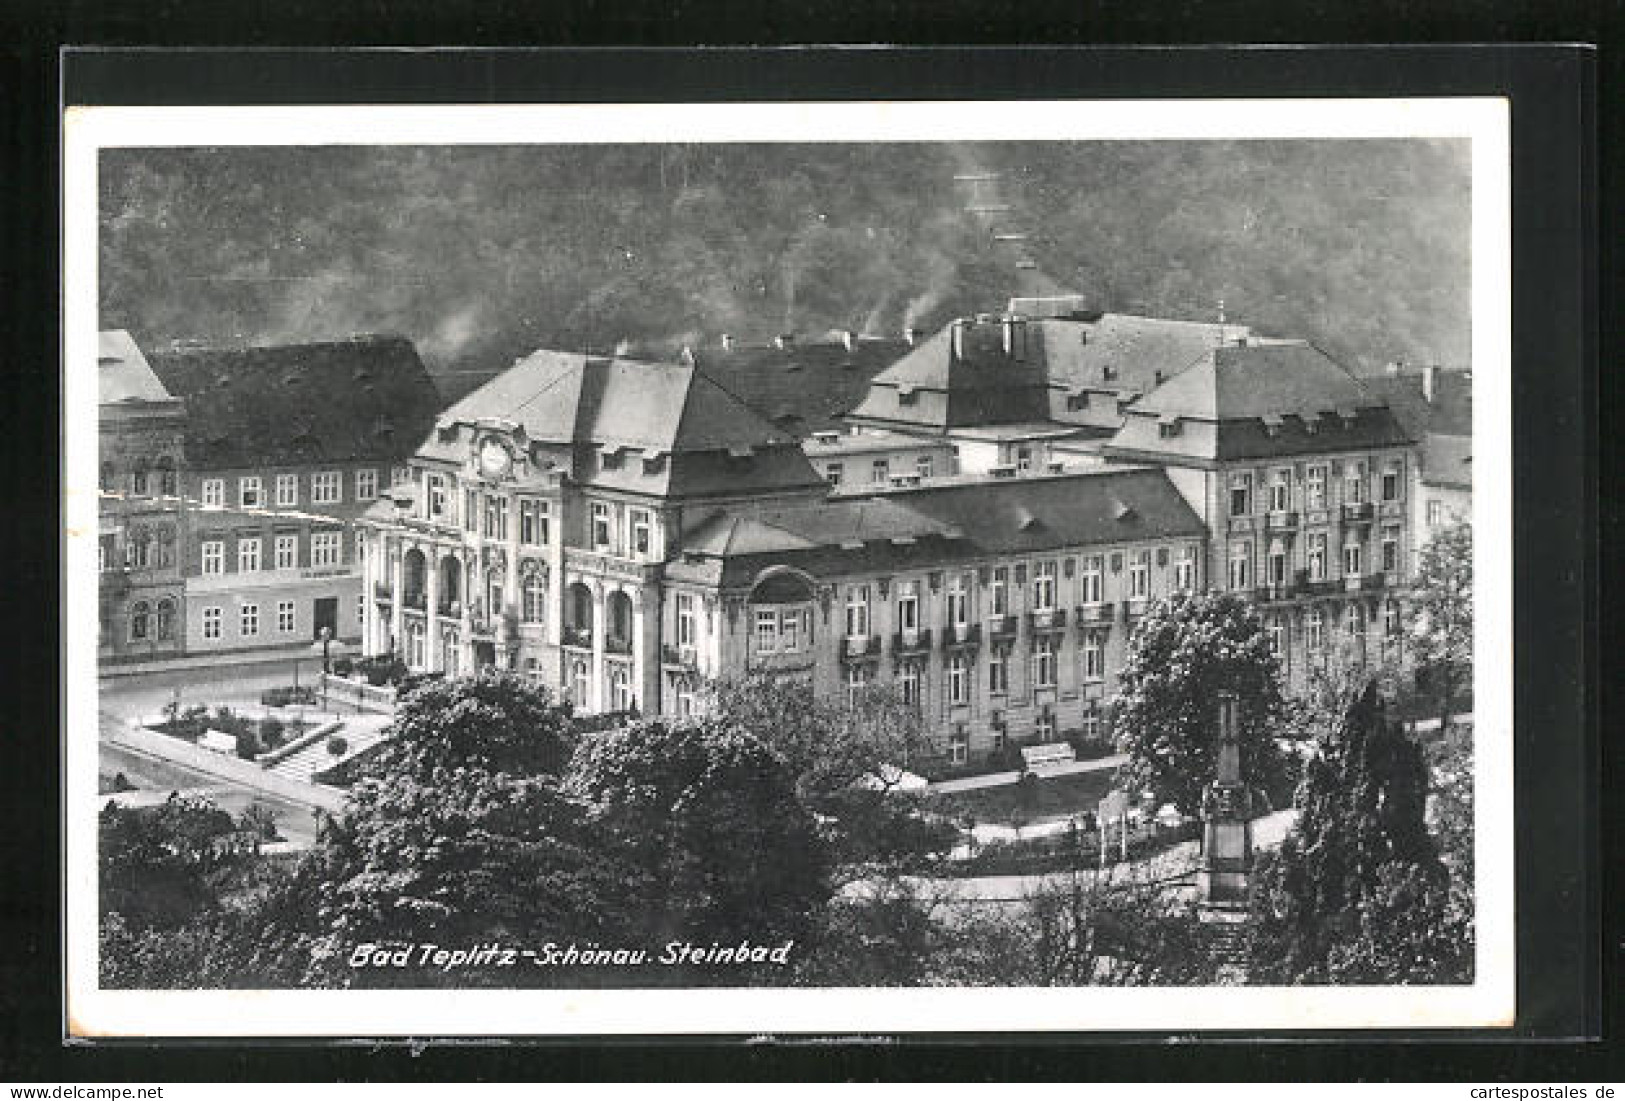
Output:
[
  {"left": 1066, "top": 391, "right": 1090, "bottom": 412},
  {"left": 1157, "top": 413, "right": 1182, "bottom": 438},
  {"left": 1102, "top": 364, "right": 1119, "bottom": 382},
  {"left": 1261, "top": 413, "right": 1284, "bottom": 437},
  {"left": 896, "top": 384, "right": 919, "bottom": 407}
]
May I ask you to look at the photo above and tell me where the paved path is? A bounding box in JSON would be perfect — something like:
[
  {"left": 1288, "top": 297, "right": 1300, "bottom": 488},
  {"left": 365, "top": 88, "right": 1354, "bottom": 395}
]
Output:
[{"left": 929, "top": 753, "right": 1126, "bottom": 794}]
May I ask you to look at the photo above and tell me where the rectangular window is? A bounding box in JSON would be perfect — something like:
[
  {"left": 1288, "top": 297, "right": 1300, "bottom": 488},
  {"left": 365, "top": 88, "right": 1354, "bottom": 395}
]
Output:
[
  {"left": 240, "top": 603, "right": 259, "bottom": 638},
  {"left": 464, "top": 488, "right": 479, "bottom": 533},
  {"left": 201, "top": 479, "right": 224, "bottom": 508},
  {"left": 202, "top": 606, "right": 222, "bottom": 640},
  {"left": 990, "top": 568, "right": 1009, "bottom": 615},
  {"left": 277, "top": 600, "right": 296, "bottom": 634},
  {"left": 1346, "top": 603, "right": 1366, "bottom": 640},
  {"left": 781, "top": 608, "right": 802, "bottom": 653},
  {"left": 826, "top": 463, "right": 843, "bottom": 487},
  {"left": 755, "top": 609, "right": 779, "bottom": 654},
  {"left": 1306, "top": 608, "right": 1325, "bottom": 652},
  {"left": 1230, "top": 472, "right": 1253, "bottom": 517},
  {"left": 239, "top": 476, "right": 262, "bottom": 508},
  {"left": 1343, "top": 460, "right": 1366, "bottom": 505},
  {"left": 1267, "top": 545, "right": 1288, "bottom": 586},
  {"left": 1384, "top": 600, "right": 1402, "bottom": 640},
  {"left": 312, "top": 471, "right": 342, "bottom": 504},
  {"left": 1128, "top": 551, "right": 1150, "bottom": 599},
  {"left": 677, "top": 593, "right": 696, "bottom": 648},
  {"left": 201, "top": 540, "right": 224, "bottom": 575},
  {"left": 1015, "top": 446, "right": 1033, "bottom": 473},
  {"left": 311, "top": 531, "right": 341, "bottom": 568},
  {"left": 1036, "top": 710, "right": 1056, "bottom": 742},
  {"left": 1174, "top": 545, "right": 1196, "bottom": 591},
  {"left": 357, "top": 593, "right": 365, "bottom": 628},
  {"left": 1381, "top": 464, "right": 1401, "bottom": 502},
  {"left": 917, "top": 455, "right": 934, "bottom": 480},
  {"left": 274, "top": 473, "right": 298, "bottom": 507},
  {"left": 356, "top": 468, "right": 378, "bottom": 501},
  {"left": 1080, "top": 555, "right": 1104, "bottom": 604},
  {"left": 393, "top": 466, "right": 413, "bottom": 486},
  {"left": 1308, "top": 533, "right": 1328, "bottom": 581},
  {"left": 1306, "top": 464, "right": 1328, "bottom": 510},
  {"left": 896, "top": 580, "right": 919, "bottom": 634},
  {"left": 273, "top": 534, "right": 297, "bottom": 570},
  {"left": 591, "top": 502, "right": 612, "bottom": 550},
  {"left": 521, "top": 499, "right": 551, "bottom": 547},
  {"left": 948, "top": 654, "right": 971, "bottom": 706},
  {"left": 1382, "top": 526, "right": 1400, "bottom": 573},
  {"left": 845, "top": 664, "right": 871, "bottom": 708},
  {"left": 237, "top": 537, "right": 261, "bottom": 573},
  {"left": 1032, "top": 561, "right": 1057, "bottom": 611},
  {"left": 871, "top": 459, "right": 890, "bottom": 486},
  {"left": 1344, "top": 541, "right": 1363, "bottom": 577},
  {"left": 630, "top": 509, "right": 653, "bottom": 559},
  {"left": 1266, "top": 616, "right": 1284, "bottom": 657},
  {"left": 844, "top": 586, "right": 870, "bottom": 637},
  {"left": 1034, "top": 636, "right": 1058, "bottom": 688},
  {"left": 483, "top": 495, "right": 510, "bottom": 541},
  {"left": 946, "top": 574, "right": 970, "bottom": 626},
  {"left": 899, "top": 663, "right": 921, "bottom": 707},
  {"left": 1080, "top": 711, "right": 1101, "bottom": 743},
  {"left": 1427, "top": 500, "right": 1445, "bottom": 528},
  {"left": 428, "top": 475, "right": 447, "bottom": 519},
  {"left": 949, "top": 729, "right": 969, "bottom": 765},
  {"left": 1269, "top": 469, "right": 1291, "bottom": 512},
  {"left": 1228, "top": 540, "right": 1252, "bottom": 590},
  {"left": 1083, "top": 631, "right": 1105, "bottom": 681},
  {"left": 988, "top": 646, "right": 1010, "bottom": 694}
]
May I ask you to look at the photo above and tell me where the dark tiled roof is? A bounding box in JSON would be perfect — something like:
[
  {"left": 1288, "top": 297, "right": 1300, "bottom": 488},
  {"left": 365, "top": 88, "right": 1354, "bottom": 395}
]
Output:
[
  {"left": 1365, "top": 368, "right": 1472, "bottom": 437},
  {"left": 1422, "top": 432, "right": 1472, "bottom": 489},
  {"left": 434, "top": 349, "right": 827, "bottom": 500},
  {"left": 1132, "top": 342, "right": 1380, "bottom": 421},
  {"left": 689, "top": 337, "right": 913, "bottom": 438},
  {"left": 845, "top": 321, "right": 1054, "bottom": 431},
  {"left": 675, "top": 467, "right": 1205, "bottom": 587},
  {"left": 146, "top": 336, "right": 441, "bottom": 469}
]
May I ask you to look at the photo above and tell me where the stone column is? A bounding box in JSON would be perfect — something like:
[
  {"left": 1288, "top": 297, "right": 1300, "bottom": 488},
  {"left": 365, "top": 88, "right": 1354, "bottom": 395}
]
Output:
[
  {"left": 388, "top": 538, "right": 404, "bottom": 658},
  {"left": 589, "top": 580, "right": 606, "bottom": 713},
  {"left": 425, "top": 543, "right": 440, "bottom": 672}
]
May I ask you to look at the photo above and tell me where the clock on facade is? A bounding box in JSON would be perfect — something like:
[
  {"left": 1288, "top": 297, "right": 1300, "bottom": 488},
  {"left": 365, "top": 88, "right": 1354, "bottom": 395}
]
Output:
[{"left": 478, "top": 438, "right": 511, "bottom": 478}]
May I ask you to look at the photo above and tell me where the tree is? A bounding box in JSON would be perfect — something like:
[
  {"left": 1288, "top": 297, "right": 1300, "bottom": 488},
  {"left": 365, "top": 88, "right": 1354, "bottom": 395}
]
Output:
[
  {"left": 305, "top": 670, "right": 629, "bottom": 987},
  {"left": 1408, "top": 518, "right": 1473, "bottom": 730},
  {"left": 563, "top": 717, "right": 833, "bottom": 969},
  {"left": 98, "top": 793, "right": 248, "bottom": 930},
  {"left": 1112, "top": 590, "right": 1292, "bottom": 816},
  {"left": 1247, "top": 682, "right": 1472, "bottom": 984}
]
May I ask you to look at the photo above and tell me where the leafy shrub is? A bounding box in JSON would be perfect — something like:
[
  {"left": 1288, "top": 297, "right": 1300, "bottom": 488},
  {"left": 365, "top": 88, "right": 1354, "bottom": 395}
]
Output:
[
  {"left": 331, "top": 656, "right": 355, "bottom": 677},
  {"left": 260, "top": 686, "right": 317, "bottom": 708},
  {"left": 258, "top": 716, "right": 286, "bottom": 749},
  {"left": 326, "top": 735, "right": 348, "bottom": 757},
  {"left": 234, "top": 729, "right": 264, "bottom": 760}
]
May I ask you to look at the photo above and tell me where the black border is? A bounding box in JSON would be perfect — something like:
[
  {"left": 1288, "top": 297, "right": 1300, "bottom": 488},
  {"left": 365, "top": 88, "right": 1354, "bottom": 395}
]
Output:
[{"left": 1, "top": 42, "right": 1605, "bottom": 1080}]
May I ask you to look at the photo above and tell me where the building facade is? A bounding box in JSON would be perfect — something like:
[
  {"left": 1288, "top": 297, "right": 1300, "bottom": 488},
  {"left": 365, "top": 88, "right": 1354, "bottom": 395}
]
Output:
[
  {"left": 98, "top": 330, "right": 189, "bottom": 664},
  {"left": 143, "top": 335, "right": 441, "bottom": 657}
]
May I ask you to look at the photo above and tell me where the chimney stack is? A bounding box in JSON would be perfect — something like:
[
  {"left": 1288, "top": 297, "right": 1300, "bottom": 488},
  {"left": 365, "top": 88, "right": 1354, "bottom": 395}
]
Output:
[
  {"left": 1422, "top": 365, "right": 1437, "bottom": 404},
  {"left": 720, "top": 333, "right": 734, "bottom": 352},
  {"left": 1385, "top": 360, "right": 1404, "bottom": 376},
  {"left": 840, "top": 329, "right": 856, "bottom": 353},
  {"left": 678, "top": 346, "right": 695, "bottom": 367},
  {"left": 903, "top": 326, "right": 920, "bottom": 347},
  {"left": 949, "top": 319, "right": 967, "bottom": 363},
  {"left": 774, "top": 333, "right": 795, "bottom": 350}
]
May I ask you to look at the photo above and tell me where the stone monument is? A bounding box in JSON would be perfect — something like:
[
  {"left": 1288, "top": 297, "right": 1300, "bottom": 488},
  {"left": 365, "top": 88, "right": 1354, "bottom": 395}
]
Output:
[{"left": 1197, "top": 691, "right": 1254, "bottom": 909}]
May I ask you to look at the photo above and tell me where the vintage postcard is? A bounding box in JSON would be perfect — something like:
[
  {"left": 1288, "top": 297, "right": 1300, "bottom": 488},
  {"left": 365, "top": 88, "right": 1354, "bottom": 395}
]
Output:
[{"left": 63, "top": 96, "right": 1512, "bottom": 1036}]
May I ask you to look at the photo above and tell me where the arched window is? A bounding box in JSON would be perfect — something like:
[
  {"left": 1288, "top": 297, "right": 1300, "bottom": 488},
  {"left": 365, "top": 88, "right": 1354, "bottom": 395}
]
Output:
[
  {"left": 155, "top": 598, "right": 175, "bottom": 641},
  {"left": 155, "top": 525, "right": 176, "bottom": 568},
  {"left": 155, "top": 456, "right": 177, "bottom": 496},
  {"left": 403, "top": 548, "right": 427, "bottom": 608},
  {"left": 567, "top": 582, "right": 594, "bottom": 639},
  {"left": 606, "top": 591, "right": 633, "bottom": 652},
  {"left": 129, "top": 601, "right": 150, "bottom": 642},
  {"left": 522, "top": 571, "right": 546, "bottom": 624}
]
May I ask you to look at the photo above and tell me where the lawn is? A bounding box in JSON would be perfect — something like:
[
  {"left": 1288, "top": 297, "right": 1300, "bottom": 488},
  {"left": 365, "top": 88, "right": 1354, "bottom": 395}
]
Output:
[{"left": 931, "top": 766, "right": 1120, "bottom": 828}]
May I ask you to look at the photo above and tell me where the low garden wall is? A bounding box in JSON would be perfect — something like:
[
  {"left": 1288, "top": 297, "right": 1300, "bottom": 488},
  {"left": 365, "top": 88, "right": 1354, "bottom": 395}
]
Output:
[{"left": 109, "top": 720, "right": 347, "bottom": 814}]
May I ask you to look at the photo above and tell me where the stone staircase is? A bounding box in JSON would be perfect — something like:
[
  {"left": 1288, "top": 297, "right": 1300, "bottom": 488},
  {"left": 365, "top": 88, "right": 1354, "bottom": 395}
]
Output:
[{"left": 266, "top": 715, "right": 395, "bottom": 785}]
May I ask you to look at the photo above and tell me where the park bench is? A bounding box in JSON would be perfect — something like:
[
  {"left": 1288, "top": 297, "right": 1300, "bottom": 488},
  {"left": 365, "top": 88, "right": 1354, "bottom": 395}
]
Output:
[{"left": 1021, "top": 741, "right": 1076, "bottom": 771}]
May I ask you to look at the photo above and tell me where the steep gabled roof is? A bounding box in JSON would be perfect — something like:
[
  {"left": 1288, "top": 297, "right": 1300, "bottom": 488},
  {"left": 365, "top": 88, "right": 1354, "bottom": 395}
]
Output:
[
  {"left": 1036, "top": 313, "right": 1252, "bottom": 403},
  {"left": 845, "top": 321, "right": 1054, "bottom": 431},
  {"left": 98, "top": 330, "right": 181, "bottom": 407},
  {"left": 689, "top": 336, "right": 913, "bottom": 438},
  {"left": 146, "top": 335, "right": 441, "bottom": 468}
]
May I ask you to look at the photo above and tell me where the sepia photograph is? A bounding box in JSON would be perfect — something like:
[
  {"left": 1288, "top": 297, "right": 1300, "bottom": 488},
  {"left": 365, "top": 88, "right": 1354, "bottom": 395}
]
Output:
[{"left": 62, "top": 97, "right": 1513, "bottom": 1036}]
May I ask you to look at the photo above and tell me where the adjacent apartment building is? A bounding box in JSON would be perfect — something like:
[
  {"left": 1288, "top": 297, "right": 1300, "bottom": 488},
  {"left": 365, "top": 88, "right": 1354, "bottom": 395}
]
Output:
[
  {"left": 141, "top": 335, "right": 441, "bottom": 657},
  {"left": 98, "top": 330, "right": 189, "bottom": 664}
]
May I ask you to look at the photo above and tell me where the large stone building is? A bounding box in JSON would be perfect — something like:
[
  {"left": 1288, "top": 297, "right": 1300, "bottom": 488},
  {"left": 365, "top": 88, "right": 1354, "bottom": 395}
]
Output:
[
  {"left": 357, "top": 300, "right": 1423, "bottom": 772},
  {"left": 98, "top": 330, "right": 189, "bottom": 663},
  {"left": 141, "top": 335, "right": 441, "bottom": 657}
]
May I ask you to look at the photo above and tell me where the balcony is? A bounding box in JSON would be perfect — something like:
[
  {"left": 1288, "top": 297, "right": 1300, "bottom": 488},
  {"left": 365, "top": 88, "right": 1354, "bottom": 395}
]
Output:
[
  {"left": 437, "top": 598, "right": 462, "bottom": 618},
  {"left": 1341, "top": 501, "right": 1376, "bottom": 524},
  {"left": 892, "top": 628, "right": 932, "bottom": 656},
  {"left": 1266, "top": 509, "right": 1301, "bottom": 532},
  {"left": 841, "top": 634, "right": 880, "bottom": 661},
  {"left": 1123, "top": 597, "right": 1150, "bottom": 619},
  {"left": 402, "top": 590, "right": 426, "bottom": 612},
  {"left": 985, "top": 614, "right": 1018, "bottom": 641},
  {"left": 1029, "top": 607, "right": 1067, "bottom": 633},
  {"left": 562, "top": 625, "right": 593, "bottom": 650},
  {"left": 1075, "top": 601, "right": 1114, "bottom": 625},
  {"left": 943, "top": 621, "right": 981, "bottom": 648},
  {"left": 661, "top": 643, "right": 699, "bottom": 671},
  {"left": 605, "top": 633, "right": 633, "bottom": 656}
]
